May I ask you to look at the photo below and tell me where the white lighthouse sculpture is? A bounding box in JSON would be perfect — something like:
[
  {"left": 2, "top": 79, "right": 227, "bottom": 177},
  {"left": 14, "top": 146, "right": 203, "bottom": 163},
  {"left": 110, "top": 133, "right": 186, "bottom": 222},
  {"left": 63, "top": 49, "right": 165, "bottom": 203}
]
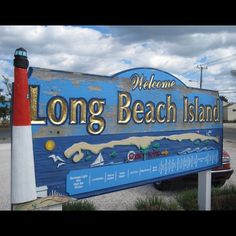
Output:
[{"left": 11, "top": 48, "right": 37, "bottom": 204}]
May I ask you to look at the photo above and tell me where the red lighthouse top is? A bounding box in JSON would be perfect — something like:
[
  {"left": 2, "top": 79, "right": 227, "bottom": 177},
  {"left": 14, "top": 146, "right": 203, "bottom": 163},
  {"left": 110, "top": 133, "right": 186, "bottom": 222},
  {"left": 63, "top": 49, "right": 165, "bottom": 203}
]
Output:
[{"left": 12, "top": 48, "right": 31, "bottom": 126}]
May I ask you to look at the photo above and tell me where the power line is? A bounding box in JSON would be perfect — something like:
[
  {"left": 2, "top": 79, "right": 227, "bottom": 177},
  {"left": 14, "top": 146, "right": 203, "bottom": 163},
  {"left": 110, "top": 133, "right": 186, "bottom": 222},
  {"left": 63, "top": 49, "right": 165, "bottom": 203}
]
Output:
[
  {"left": 181, "top": 71, "right": 199, "bottom": 78},
  {"left": 181, "top": 53, "right": 236, "bottom": 76},
  {"left": 206, "top": 53, "right": 236, "bottom": 65},
  {"left": 207, "top": 58, "right": 236, "bottom": 67}
]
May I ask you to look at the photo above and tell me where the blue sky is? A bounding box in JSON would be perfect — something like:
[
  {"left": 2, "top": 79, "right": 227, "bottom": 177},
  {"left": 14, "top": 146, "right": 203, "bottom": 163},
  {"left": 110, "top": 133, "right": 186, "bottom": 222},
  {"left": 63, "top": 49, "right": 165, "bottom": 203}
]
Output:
[{"left": 0, "top": 26, "right": 236, "bottom": 101}]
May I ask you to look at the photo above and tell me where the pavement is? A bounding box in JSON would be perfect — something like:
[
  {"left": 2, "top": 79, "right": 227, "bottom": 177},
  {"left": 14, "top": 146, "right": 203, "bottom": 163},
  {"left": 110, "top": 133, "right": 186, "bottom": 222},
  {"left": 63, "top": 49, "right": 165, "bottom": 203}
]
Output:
[
  {"left": 0, "top": 143, "right": 11, "bottom": 210},
  {"left": 0, "top": 124, "right": 236, "bottom": 210},
  {"left": 0, "top": 127, "right": 11, "bottom": 143}
]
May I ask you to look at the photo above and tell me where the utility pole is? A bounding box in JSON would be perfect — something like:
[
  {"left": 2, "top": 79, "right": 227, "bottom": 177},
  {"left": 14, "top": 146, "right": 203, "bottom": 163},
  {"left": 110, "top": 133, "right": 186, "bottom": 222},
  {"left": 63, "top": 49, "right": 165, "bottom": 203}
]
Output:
[
  {"left": 196, "top": 64, "right": 211, "bottom": 210},
  {"left": 230, "top": 70, "right": 236, "bottom": 77},
  {"left": 197, "top": 65, "right": 208, "bottom": 89}
]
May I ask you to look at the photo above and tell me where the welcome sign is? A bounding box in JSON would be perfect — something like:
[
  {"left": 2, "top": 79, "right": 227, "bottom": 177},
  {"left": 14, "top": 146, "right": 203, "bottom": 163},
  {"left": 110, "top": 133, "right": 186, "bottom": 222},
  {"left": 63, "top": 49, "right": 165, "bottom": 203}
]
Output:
[{"left": 28, "top": 67, "right": 223, "bottom": 198}]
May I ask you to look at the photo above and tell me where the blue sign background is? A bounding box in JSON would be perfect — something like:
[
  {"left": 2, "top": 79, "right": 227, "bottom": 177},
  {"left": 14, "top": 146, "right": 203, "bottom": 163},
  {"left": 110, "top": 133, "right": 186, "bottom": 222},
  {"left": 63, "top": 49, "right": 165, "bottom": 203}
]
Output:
[
  {"left": 28, "top": 67, "right": 223, "bottom": 198},
  {"left": 67, "top": 150, "right": 219, "bottom": 197}
]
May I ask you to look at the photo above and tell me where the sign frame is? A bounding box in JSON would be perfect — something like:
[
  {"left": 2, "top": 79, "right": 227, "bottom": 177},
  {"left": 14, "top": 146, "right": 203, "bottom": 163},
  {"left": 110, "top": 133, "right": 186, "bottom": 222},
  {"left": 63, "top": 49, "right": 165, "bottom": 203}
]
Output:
[{"left": 28, "top": 66, "right": 223, "bottom": 199}]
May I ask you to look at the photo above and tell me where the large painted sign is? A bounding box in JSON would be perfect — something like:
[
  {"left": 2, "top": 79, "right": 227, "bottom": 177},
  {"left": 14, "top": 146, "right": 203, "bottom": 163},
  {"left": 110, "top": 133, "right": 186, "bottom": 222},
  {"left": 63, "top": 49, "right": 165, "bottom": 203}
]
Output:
[{"left": 28, "top": 67, "right": 223, "bottom": 198}]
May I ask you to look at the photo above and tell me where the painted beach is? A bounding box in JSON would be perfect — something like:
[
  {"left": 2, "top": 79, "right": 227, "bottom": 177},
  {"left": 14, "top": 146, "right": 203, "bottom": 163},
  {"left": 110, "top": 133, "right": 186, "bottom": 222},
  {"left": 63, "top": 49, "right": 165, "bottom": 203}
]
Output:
[{"left": 32, "top": 128, "right": 222, "bottom": 197}]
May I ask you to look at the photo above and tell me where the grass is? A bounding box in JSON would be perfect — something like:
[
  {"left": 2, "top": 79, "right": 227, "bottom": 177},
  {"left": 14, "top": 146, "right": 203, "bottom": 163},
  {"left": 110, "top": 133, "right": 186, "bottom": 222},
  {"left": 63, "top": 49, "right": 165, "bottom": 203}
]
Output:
[
  {"left": 63, "top": 200, "right": 96, "bottom": 211},
  {"left": 134, "top": 185, "right": 236, "bottom": 211},
  {"left": 135, "top": 196, "right": 181, "bottom": 211},
  {"left": 211, "top": 185, "right": 236, "bottom": 210},
  {"left": 176, "top": 189, "right": 198, "bottom": 210},
  {"left": 176, "top": 185, "right": 236, "bottom": 210}
]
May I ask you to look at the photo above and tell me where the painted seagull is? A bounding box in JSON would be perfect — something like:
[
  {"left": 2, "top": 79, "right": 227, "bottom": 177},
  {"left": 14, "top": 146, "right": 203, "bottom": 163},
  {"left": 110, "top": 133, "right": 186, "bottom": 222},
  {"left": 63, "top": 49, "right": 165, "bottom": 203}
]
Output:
[
  {"left": 206, "top": 130, "right": 212, "bottom": 136},
  {"left": 48, "top": 154, "right": 65, "bottom": 163},
  {"left": 48, "top": 154, "right": 66, "bottom": 168},
  {"left": 57, "top": 162, "right": 65, "bottom": 168}
]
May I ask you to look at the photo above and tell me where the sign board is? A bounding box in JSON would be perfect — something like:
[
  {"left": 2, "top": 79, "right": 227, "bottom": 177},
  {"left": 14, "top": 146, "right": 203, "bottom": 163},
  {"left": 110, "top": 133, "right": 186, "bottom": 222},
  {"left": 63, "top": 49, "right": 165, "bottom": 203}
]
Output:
[{"left": 28, "top": 67, "right": 223, "bottom": 198}]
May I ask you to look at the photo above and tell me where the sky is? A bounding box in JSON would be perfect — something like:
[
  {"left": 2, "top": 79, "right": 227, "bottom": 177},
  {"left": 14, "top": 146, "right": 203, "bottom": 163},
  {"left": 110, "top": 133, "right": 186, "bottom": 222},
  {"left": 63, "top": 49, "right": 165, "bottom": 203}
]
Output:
[{"left": 0, "top": 25, "right": 236, "bottom": 102}]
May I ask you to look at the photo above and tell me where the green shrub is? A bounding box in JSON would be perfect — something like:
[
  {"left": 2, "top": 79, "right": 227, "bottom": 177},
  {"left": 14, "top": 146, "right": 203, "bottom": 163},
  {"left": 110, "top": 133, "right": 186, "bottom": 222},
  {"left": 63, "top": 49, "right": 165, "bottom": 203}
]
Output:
[
  {"left": 176, "top": 185, "right": 236, "bottom": 210},
  {"left": 63, "top": 200, "right": 96, "bottom": 211},
  {"left": 176, "top": 189, "right": 198, "bottom": 211},
  {"left": 135, "top": 196, "right": 181, "bottom": 211},
  {"left": 211, "top": 185, "right": 236, "bottom": 210}
]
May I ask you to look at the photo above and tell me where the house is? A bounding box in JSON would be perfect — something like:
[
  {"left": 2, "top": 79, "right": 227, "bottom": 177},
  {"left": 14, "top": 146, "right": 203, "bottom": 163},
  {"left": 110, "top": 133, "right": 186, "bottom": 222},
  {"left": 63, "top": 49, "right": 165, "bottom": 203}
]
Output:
[{"left": 223, "top": 102, "right": 236, "bottom": 122}]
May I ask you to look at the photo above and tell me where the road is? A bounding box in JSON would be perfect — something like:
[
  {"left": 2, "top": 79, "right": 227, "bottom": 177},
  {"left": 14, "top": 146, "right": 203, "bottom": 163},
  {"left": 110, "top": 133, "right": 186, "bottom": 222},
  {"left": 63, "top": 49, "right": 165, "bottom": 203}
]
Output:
[
  {"left": 0, "top": 127, "right": 11, "bottom": 143},
  {"left": 0, "top": 124, "right": 235, "bottom": 210},
  {"left": 0, "top": 124, "right": 235, "bottom": 141},
  {"left": 224, "top": 127, "right": 235, "bottom": 140},
  {"left": 0, "top": 143, "right": 11, "bottom": 210},
  {"left": 224, "top": 124, "right": 236, "bottom": 140}
]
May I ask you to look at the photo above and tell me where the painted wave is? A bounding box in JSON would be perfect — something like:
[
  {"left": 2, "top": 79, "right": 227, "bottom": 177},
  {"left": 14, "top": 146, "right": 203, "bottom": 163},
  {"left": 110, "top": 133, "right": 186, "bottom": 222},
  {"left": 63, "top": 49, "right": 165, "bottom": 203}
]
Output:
[{"left": 177, "top": 146, "right": 216, "bottom": 155}]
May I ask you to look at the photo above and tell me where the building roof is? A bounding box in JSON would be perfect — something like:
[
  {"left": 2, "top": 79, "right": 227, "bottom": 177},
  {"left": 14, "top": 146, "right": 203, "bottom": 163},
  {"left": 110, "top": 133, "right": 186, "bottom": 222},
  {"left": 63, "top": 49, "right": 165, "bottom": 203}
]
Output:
[{"left": 223, "top": 102, "right": 236, "bottom": 108}]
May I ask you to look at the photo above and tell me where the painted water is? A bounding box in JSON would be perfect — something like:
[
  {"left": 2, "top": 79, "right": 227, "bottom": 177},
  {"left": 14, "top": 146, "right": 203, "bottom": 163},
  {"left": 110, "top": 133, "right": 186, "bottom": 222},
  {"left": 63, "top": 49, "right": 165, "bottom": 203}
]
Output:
[{"left": 33, "top": 128, "right": 222, "bottom": 196}]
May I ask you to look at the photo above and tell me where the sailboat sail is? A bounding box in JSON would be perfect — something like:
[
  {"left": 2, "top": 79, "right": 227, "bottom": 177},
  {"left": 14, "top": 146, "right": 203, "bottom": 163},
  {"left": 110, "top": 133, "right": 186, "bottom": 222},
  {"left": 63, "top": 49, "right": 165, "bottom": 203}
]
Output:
[{"left": 90, "top": 152, "right": 104, "bottom": 167}]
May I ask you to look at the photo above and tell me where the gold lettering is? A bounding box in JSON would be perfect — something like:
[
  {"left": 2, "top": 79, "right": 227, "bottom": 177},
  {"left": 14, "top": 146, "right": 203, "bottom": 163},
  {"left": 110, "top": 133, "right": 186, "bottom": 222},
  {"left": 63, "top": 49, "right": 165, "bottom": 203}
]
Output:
[
  {"left": 151, "top": 80, "right": 157, "bottom": 89},
  {"left": 156, "top": 81, "right": 162, "bottom": 88},
  {"left": 161, "top": 81, "right": 170, "bottom": 89},
  {"left": 131, "top": 73, "right": 176, "bottom": 90},
  {"left": 183, "top": 97, "right": 188, "bottom": 122},
  {"left": 199, "top": 106, "right": 205, "bottom": 122},
  {"left": 156, "top": 102, "right": 166, "bottom": 123},
  {"left": 70, "top": 98, "right": 87, "bottom": 125},
  {"left": 87, "top": 99, "right": 105, "bottom": 135},
  {"left": 143, "top": 81, "right": 149, "bottom": 89},
  {"left": 118, "top": 92, "right": 131, "bottom": 124},
  {"left": 206, "top": 106, "right": 212, "bottom": 122},
  {"left": 213, "top": 99, "right": 220, "bottom": 122},
  {"left": 167, "top": 95, "right": 176, "bottom": 122},
  {"left": 30, "top": 86, "right": 46, "bottom": 125},
  {"left": 131, "top": 74, "right": 140, "bottom": 90},
  {"left": 48, "top": 97, "right": 68, "bottom": 125},
  {"left": 171, "top": 81, "right": 176, "bottom": 87},
  {"left": 189, "top": 104, "right": 195, "bottom": 122},
  {"left": 145, "top": 102, "right": 155, "bottom": 123},
  {"left": 194, "top": 97, "right": 199, "bottom": 122},
  {"left": 148, "top": 74, "right": 154, "bottom": 89},
  {"left": 133, "top": 101, "right": 144, "bottom": 124}
]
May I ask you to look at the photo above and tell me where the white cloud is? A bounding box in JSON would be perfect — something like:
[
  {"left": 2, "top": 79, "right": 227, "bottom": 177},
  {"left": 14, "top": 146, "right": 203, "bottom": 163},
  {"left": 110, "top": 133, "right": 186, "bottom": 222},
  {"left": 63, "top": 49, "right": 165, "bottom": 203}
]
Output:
[{"left": 1, "top": 26, "right": 236, "bottom": 102}]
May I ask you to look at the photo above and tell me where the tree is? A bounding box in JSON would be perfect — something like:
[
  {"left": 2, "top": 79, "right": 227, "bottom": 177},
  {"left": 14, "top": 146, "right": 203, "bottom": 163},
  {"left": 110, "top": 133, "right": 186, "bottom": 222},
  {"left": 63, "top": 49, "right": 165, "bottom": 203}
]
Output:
[
  {"left": 0, "top": 75, "right": 11, "bottom": 125},
  {"left": 0, "top": 91, "right": 10, "bottom": 125},
  {"left": 0, "top": 88, "right": 5, "bottom": 103},
  {"left": 0, "top": 104, "right": 10, "bottom": 123},
  {"left": 1, "top": 74, "right": 12, "bottom": 97}
]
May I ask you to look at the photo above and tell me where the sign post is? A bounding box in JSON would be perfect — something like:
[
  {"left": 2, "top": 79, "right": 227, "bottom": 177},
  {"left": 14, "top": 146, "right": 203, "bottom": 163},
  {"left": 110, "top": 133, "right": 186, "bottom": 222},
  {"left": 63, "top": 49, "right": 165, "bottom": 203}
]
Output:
[{"left": 198, "top": 170, "right": 212, "bottom": 210}]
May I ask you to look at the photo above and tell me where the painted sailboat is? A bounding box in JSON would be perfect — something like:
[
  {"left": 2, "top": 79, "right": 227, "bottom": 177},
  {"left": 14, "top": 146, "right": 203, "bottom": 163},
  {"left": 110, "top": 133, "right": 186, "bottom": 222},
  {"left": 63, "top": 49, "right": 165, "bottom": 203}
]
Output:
[{"left": 90, "top": 152, "right": 104, "bottom": 167}]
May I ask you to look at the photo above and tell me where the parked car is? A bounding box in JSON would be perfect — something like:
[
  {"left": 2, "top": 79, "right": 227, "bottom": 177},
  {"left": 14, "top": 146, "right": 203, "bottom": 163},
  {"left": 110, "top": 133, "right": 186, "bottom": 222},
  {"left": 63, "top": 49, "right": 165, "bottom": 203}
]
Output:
[{"left": 154, "top": 150, "right": 234, "bottom": 190}]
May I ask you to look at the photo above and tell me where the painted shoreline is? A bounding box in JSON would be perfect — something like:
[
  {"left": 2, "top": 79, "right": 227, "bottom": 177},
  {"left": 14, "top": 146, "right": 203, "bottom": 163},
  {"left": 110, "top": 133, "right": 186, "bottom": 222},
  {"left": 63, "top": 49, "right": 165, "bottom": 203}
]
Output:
[{"left": 64, "top": 133, "right": 219, "bottom": 162}]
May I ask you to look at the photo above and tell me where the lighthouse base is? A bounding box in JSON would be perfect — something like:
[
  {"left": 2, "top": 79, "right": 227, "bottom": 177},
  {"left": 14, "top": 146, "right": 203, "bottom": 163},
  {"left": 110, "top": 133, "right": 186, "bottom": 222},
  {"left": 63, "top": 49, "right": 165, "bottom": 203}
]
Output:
[
  {"left": 12, "top": 196, "right": 71, "bottom": 211},
  {"left": 11, "top": 126, "right": 37, "bottom": 204}
]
